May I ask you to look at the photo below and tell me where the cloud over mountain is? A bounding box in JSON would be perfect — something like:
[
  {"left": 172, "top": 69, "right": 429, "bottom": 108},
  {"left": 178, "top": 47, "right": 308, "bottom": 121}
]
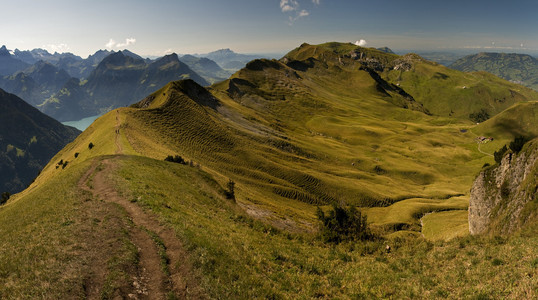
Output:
[{"left": 105, "top": 38, "right": 137, "bottom": 49}]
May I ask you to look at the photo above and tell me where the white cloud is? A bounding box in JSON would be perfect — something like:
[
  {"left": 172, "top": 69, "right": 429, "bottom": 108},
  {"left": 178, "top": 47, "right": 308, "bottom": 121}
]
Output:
[
  {"left": 43, "top": 43, "right": 70, "bottom": 53},
  {"left": 105, "top": 39, "right": 116, "bottom": 49},
  {"left": 280, "top": 1, "right": 313, "bottom": 25},
  {"left": 354, "top": 39, "right": 368, "bottom": 47},
  {"left": 117, "top": 38, "right": 136, "bottom": 48},
  {"left": 298, "top": 9, "right": 309, "bottom": 17},
  {"left": 280, "top": 0, "right": 299, "bottom": 12},
  {"left": 105, "top": 38, "right": 137, "bottom": 49}
]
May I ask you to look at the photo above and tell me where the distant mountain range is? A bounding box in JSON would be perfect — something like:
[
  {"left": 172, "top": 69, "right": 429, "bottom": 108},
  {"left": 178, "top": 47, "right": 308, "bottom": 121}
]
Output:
[
  {"left": 196, "top": 48, "right": 273, "bottom": 70},
  {"left": 0, "top": 45, "right": 266, "bottom": 122},
  {"left": 0, "top": 88, "right": 80, "bottom": 194},
  {"left": 40, "top": 52, "right": 208, "bottom": 121},
  {"left": 450, "top": 52, "right": 538, "bottom": 91},
  {"left": 180, "top": 54, "right": 233, "bottom": 84},
  {"left": 0, "top": 46, "right": 29, "bottom": 76}
]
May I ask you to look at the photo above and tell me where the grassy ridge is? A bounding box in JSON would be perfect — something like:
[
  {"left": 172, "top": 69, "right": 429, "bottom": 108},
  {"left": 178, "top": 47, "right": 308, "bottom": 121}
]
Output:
[
  {"left": 111, "top": 155, "right": 538, "bottom": 298},
  {"left": 0, "top": 160, "right": 138, "bottom": 298},
  {"left": 3, "top": 42, "right": 538, "bottom": 298},
  {"left": 19, "top": 42, "right": 536, "bottom": 238}
]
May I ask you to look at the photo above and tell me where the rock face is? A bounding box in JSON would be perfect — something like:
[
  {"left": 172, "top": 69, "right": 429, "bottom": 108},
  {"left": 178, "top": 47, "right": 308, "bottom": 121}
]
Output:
[{"left": 469, "top": 139, "right": 538, "bottom": 235}]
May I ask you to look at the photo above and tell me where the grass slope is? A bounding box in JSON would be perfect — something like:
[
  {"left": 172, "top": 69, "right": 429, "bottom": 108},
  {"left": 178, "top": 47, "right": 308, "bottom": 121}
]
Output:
[{"left": 3, "top": 42, "right": 538, "bottom": 298}]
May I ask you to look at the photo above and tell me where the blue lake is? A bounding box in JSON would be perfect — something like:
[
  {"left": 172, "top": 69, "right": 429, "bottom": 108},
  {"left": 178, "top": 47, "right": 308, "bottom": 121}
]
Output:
[{"left": 62, "top": 114, "right": 103, "bottom": 131}]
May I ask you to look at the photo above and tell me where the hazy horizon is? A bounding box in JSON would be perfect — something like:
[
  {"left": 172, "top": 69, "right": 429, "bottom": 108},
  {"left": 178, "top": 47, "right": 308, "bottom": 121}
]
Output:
[{"left": 2, "top": 0, "right": 537, "bottom": 58}]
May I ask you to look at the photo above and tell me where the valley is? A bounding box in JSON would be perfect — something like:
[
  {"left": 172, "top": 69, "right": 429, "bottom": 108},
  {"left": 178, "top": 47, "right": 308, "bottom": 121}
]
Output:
[{"left": 2, "top": 42, "right": 538, "bottom": 298}]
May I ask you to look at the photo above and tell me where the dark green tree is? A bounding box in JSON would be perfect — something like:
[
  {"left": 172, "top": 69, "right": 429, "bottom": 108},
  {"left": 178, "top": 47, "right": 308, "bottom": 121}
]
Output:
[
  {"left": 509, "top": 136, "right": 529, "bottom": 154},
  {"left": 494, "top": 145, "right": 508, "bottom": 164},
  {"left": 225, "top": 179, "right": 236, "bottom": 200},
  {"left": 316, "top": 204, "right": 372, "bottom": 243},
  {"left": 1, "top": 192, "right": 10, "bottom": 205}
]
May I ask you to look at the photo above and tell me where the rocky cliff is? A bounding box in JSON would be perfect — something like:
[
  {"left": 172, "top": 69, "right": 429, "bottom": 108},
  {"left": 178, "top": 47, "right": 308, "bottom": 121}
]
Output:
[{"left": 469, "top": 139, "right": 538, "bottom": 235}]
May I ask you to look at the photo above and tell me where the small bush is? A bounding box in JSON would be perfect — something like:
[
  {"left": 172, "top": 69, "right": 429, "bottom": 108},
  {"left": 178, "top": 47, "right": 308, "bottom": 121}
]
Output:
[
  {"left": 509, "top": 136, "right": 529, "bottom": 154},
  {"left": 88, "top": 142, "right": 94, "bottom": 150},
  {"left": 1, "top": 192, "right": 10, "bottom": 205},
  {"left": 225, "top": 179, "right": 236, "bottom": 200},
  {"left": 164, "top": 155, "right": 187, "bottom": 165},
  {"left": 317, "top": 204, "right": 373, "bottom": 244},
  {"left": 491, "top": 258, "right": 504, "bottom": 266},
  {"left": 373, "top": 165, "right": 387, "bottom": 175},
  {"left": 494, "top": 145, "right": 508, "bottom": 164},
  {"left": 469, "top": 109, "right": 490, "bottom": 123},
  {"left": 74, "top": 152, "right": 79, "bottom": 158}
]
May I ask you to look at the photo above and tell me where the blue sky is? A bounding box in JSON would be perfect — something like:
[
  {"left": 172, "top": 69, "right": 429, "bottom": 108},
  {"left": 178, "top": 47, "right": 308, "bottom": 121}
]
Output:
[{"left": 1, "top": 0, "right": 537, "bottom": 57}]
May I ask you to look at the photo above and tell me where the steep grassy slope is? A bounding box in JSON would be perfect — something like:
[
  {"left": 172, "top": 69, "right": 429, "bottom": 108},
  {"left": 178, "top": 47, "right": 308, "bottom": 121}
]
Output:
[
  {"left": 3, "top": 107, "right": 536, "bottom": 298},
  {"left": 0, "top": 89, "right": 80, "bottom": 194},
  {"left": 3, "top": 42, "right": 538, "bottom": 297},
  {"left": 475, "top": 101, "right": 538, "bottom": 139}
]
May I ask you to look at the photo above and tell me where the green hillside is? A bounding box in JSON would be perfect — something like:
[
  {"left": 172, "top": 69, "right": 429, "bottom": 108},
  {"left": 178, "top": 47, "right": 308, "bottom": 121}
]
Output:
[
  {"left": 2, "top": 42, "right": 538, "bottom": 298},
  {"left": 450, "top": 52, "right": 538, "bottom": 91}
]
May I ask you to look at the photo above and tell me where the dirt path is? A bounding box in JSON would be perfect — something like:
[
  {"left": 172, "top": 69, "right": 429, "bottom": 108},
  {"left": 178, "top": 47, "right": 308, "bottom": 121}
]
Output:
[
  {"left": 78, "top": 159, "right": 203, "bottom": 297},
  {"left": 469, "top": 128, "right": 494, "bottom": 157},
  {"left": 477, "top": 142, "right": 493, "bottom": 157},
  {"left": 115, "top": 110, "right": 123, "bottom": 154}
]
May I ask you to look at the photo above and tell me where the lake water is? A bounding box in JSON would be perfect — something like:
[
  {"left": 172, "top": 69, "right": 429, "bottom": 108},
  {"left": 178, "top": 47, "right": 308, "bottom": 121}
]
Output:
[{"left": 62, "top": 114, "right": 103, "bottom": 131}]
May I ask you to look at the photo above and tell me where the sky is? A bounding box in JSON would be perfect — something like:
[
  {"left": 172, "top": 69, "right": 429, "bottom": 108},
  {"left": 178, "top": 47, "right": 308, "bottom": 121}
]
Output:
[{"left": 1, "top": 0, "right": 537, "bottom": 58}]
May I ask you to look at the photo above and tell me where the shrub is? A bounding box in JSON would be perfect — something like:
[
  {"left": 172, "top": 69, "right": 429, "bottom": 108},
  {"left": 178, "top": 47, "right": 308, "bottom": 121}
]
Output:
[
  {"left": 74, "top": 152, "right": 79, "bottom": 158},
  {"left": 1, "top": 192, "right": 10, "bottom": 205},
  {"left": 164, "top": 155, "right": 187, "bottom": 165},
  {"left": 225, "top": 179, "right": 236, "bottom": 200},
  {"left": 88, "top": 142, "right": 94, "bottom": 150},
  {"left": 509, "top": 136, "right": 528, "bottom": 154},
  {"left": 316, "top": 204, "right": 372, "bottom": 244},
  {"left": 494, "top": 145, "right": 508, "bottom": 164},
  {"left": 469, "top": 109, "right": 490, "bottom": 123}
]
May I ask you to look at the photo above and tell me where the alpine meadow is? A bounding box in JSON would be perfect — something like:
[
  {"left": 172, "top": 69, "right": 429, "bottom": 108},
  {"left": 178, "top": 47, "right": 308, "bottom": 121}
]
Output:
[{"left": 1, "top": 0, "right": 538, "bottom": 299}]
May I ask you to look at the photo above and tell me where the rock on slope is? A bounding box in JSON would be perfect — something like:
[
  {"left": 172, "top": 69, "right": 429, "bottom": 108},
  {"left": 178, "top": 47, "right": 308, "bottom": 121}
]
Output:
[{"left": 469, "top": 139, "right": 538, "bottom": 234}]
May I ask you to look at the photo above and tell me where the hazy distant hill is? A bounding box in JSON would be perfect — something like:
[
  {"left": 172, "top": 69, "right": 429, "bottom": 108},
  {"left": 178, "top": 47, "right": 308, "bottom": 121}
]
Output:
[
  {"left": 376, "top": 47, "right": 395, "bottom": 54},
  {"left": 0, "top": 46, "right": 29, "bottom": 76},
  {"left": 199, "top": 48, "right": 265, "bottom": 70},
  {"left": 180, "top": 54, "right": 232, "bottom": 84},
  {"left": 0, "top": 61, "right": 73, "bottom": 106},
  {"left": 450, "top": 52, "right": 538, "bottom": 90},
  {"left": 41, "top": 51, "right": 209, "bottom": 121},
  {"left": 56, "top": 49, "right": 113, "bottom": 79},
  {"left": 0, "top": 88, "right": 79, "bottom": 194},
  {"left": 12, "top": 48, "right": 82, "bottom": 65}
]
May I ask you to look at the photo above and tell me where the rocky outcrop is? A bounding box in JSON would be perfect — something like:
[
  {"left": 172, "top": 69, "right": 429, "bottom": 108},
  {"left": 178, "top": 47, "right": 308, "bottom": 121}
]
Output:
[{"left": 469, "top": 139, "right": 538, "bottom": 235}]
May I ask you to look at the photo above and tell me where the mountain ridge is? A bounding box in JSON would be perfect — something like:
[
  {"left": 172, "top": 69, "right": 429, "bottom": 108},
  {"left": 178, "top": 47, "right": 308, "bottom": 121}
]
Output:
[
  {"left": 3, "top": 42, "right": 538, "bottom": 298},
  {"left": 0, "top": 88, "right": 80, "bottom": 193}
]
